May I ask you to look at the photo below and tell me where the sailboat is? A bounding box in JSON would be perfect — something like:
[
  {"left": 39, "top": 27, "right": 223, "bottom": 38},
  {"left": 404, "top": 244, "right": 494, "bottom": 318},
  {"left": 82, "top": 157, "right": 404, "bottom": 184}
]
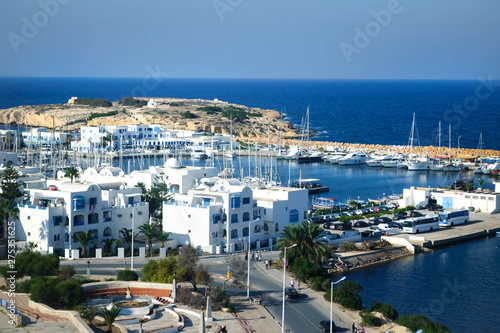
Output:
[
  {"left": 473, "top": 132, "right": 484, "bottom": 174},
  {"left": 406, "top": 113, "right": 431, "bottom": 171},
  {"left": 296, "top": 107, "right": 323, "bottom": 163}
]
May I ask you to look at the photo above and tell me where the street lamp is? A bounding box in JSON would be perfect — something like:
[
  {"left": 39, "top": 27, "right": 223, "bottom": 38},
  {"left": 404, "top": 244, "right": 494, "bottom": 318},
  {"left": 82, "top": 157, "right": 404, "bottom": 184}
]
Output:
[
  {"left": 247, "top": 217, "right": 261, "bottom": 299},
  {"left": 131, "top": 205, "right": 135, "bottom": 270},
  {"left": 86, "top": 260, "right": 91, "bottom": 280},
  {"left": 282, "top": 243, "right": 297, "bottom": 333},
  {"left": 330, "top": 276, "right": 346, "bottom": 333},
  {"left": 458, "top": 136, "right": 462, "bottom": 154}
]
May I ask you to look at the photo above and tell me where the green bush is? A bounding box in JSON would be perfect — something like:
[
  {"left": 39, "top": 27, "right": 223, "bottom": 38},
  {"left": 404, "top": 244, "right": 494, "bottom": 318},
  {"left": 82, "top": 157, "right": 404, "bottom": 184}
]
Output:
[
  {"left": 29, "top": 276, "right": 59, "bottom": 307},
  {"left": 290, "top": 257, "right": 320, "bottom": 282},
  {"left": 360, "top": 308, "right": 383, "bottom": 327},
  {"left": 309, "top": 276, "right": 329, "bottom": 291},
  {"left": 180, "top": 111, "right": 197, "bottom": 118},
  {"left": 88, "top": 111, "right": 118, "bottom": 121},
  {"left": 117, "top": 270, "right": 139, "bottom": 281},
  {"left": 226, "top": 301, "right": 235, "bottom": 312},
  {"left": 222, "top": 108, "right": 247, "bottom": 121},
  {"left": 58, "top": 265, "right": 75, "bottom": 281},
  {"left": 247, "top": 112, "right": 262, "bottom": 117},
  {"left": 397, "top": 314, "right": 451, "bottom": 333},
  {"left": 76, "top": 98, "right": 112, "bottom": 107},
  {"left": 336, "top": 281, "right": 363, "bottom": 310},
  {"left": 371, "top": 301, "right": 398, "bottom": 320},
  {"left": 339, "top": 241, "right": 358, "bottom": 252},
  {"left": 323, "top": 286, "right": 337, "bottom": 302},
  {"left": 170, "top": 102, "right": 184, "bottom": 106},
  {"left": 57, "top": 280, "right": 84, "bottom": 308},
  {"left": 197, "top": 106, "right": 222, "bottom": 114},
  {"left": 118, "top": 97, "right": 147, "bottom": 107},
  {"left": 2, "top": 251, "right": 60, "bottom": 281}
]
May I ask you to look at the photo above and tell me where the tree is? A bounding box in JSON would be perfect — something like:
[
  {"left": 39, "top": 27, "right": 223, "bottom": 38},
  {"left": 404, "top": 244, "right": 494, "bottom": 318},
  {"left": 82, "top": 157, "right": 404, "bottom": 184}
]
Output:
[
  {"left": 348, "top": 199, "right": 359, "bottom": 210},
  {"left": 0, "top": 161, "right": 22, "bottom": 201},
  {"left": 101, "top": 238, "right": 119, "bottom": 254},
  {"left": 478, "top": 179, "right": 487, "bottom": 191},
  {"left": 176, "top": 245, "right": 199, "bottom": 291},
  {"left": 157, "top": 231, "right": 171, "bottom": 248},
  {"left": 195, "top": 263, "right": 213, "bottom": 296},
  {"left": 64, "top": 166, "right": 79, "bottom": 183},
  {"left": 72, "top": 230, "right": 97, "bottom": 257},
  {"left": 141, "top": 256, "right": 177, "bottom": 283},
  {"left": 276, "top": 221, "right": 328, "bottom": 266},
  {"left": 137, "top": 222, "right": 159, "bottom": 256},
  {"left": 99, "top": 306, "right": 122, "bottom": 331},
  {"left": 145, "top": 173, "right": 173, "bottom": 220},
  {"left": 119, "top": 228, "right": 133, "bottom": 254},
  {"left": 465, "top": 182, "right": 474, "bottom": 192},
  {"left": 102, "top": 133, "right": 112, "bottom": 148},
  {"left": 65, "top": 133, "right": 73, "bottom": 148},
  {"left": 27, "top": 241, "right": 38, "bottom": 252},
  {"left": 336, "top": 281, "right": 363, "bottom": 310},
  {"left": 0, "top": 199, "right": 19, "bottom": 245}
]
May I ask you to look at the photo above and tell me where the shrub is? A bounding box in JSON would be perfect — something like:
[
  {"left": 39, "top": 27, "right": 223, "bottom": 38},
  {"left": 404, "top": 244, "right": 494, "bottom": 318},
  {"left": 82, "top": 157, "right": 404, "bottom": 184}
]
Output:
[
  {"left": 170, "top": 102, "right": 184, "bottom": 106},
  {"left": 57, "top": 280, "right": 84, "bottom": 308},
  {"left": 197, "top": 106, "right": 222, "bottom": 114},
  {"left": 340, "top": 241, "right": 358, "bottom": 252},
  {"left": 29, "top": 276, "right": 59, "bottom": 307},
  {"left": 336, "top": 281, "right": 363, "bottom": 310},
  {"left": 371, "top": 301, "right": 398, "bottom": 320},
  {"left": 58, "top": 265, "right": 76, "bottom": 281},
  {"left": 309, "top": 276, "right": 329, "bottom": 291},
  {"left": 117, "top": 270, "right": 138, "bottom": 281},
  {"left": 88, "top": 111, "right": 118, "bottom": 121},
  {"left": 247, "top": 112, "right": 262, "bottom": 117},
  {"left": 323, "top": 286, "right": 337, "bottom": 302},
  {"left": 226, "top": 301, "right": 235, "bottom": 312},
  {"left": 397, "top": 314, "right": 451, "bottom": 333},
  {"left": 72, "top": 274, "right": 98, "bottom": 284},
  {"left": 360, "top": 308, "right": 383, "bottom": 327},
  {"left": 361, "top": 240, "right": 376, "bottom": 251},
  {"left": 79, "top": 305, "right": 99, "bottom": 324},
  {"left": 376, "top": 239, "right": 392, "bottom": 249},
  {"left": 118, "top": 97, "right": 147, "bottom": 107},
  {"left": 4, "top": 251, "right": 60, "bottom": 280},
  {"left": 76, "top": 97, "right": 112, "bottom": 107},
  {"left": 180, "top": 111, "right": 197, "bottom": 119}
]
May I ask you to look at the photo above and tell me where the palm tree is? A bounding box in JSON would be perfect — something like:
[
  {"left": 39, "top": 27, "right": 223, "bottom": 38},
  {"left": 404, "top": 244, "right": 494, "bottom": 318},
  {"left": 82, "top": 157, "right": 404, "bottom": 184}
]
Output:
[
  {"left": 465, "top": 182, "right": 474, "bottom": 193},
  {"left": 79, "top": 305, "right": 98, "bottom": 324},
  {"left": 348, "top": 199, "right": 359, "bottom": 210},
  {"left": 157, "top": 231, "right": 172, "bottom": 248},
  {"left": 99, "top": 306, "right": 122, "bottom": 331},
  {"left": 64, "top": 166, "right": 79, "bottom": 183},
  {"left": 65, "top": 133, "right": 73, "bottom": 149},
  {"left": 0, "top": 199, "right": 19, "bottom": 243},
  {"left": 119, "top": 228, "right": 133, "bottom": 254},
  {"left": 101, "top": 238, "right": 119, "bottom": 254},
  {"left": 276, "top": 221, "right": 328, "bottom": 266},
  {"left": 138, "top": 222, "right": 159, "bottom": 257},
  {"left": 478, "top": 179, "right": 487, "bottom": 191},
  {"left": 72, "top": 230, "right": 97, "bottom": 257},
  {"left": 27, "top": 241, "right": 38, "bottom": 252}
]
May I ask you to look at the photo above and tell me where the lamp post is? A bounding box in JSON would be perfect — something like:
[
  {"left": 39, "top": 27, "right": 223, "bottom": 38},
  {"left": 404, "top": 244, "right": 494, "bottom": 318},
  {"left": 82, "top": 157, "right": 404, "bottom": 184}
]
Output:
[
  {"left": 458, "top": 135, "right": 462, "bottom": 154},
  {"left": 281, "top": 243, "right": 297, "bottom": 333},
  {"left": 86, "top": 260, "right": 90, "bottom": 280},
  {"left": 330, "top": 276, "right": 346, "bottom": 333},
  {"left": 247, "top": 217, "right": 261, "bottom": 299},
  {"left": 172, "top": 271, "right": 177, "bottom": 301},
  {"left": 131, "top": 205, "right": 135, "bottom": 270}
]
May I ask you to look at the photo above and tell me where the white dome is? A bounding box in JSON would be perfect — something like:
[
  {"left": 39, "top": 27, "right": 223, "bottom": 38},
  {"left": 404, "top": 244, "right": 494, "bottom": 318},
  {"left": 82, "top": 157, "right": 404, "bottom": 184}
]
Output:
[{"left": 165, "top": 158, "right": 181, "bottom": 168}]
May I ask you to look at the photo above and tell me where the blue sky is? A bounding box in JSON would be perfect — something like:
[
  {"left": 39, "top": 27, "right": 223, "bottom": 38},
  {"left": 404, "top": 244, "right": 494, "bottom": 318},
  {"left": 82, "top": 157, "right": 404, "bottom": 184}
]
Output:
[{"left": 1, "top": 0, "right": 499, "bottom": 79}]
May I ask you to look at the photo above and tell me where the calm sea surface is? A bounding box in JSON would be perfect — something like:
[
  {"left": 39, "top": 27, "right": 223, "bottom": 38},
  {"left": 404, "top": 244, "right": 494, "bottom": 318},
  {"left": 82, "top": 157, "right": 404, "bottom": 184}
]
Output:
[{"left": 1, "top": 78, "right": 499, "bottom": 332}]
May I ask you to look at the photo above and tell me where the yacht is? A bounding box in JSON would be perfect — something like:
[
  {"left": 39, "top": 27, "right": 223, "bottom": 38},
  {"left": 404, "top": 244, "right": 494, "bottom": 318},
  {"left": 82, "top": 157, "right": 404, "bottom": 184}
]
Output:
[
  {"left": 382, "top": 156, "right": 405, "bottom": 168},
  {"left": 338, "top": 152, "right": 369, "bottom": 165},
  {"left": 191, "top": 147, "right": 208, "bottom": 160},
  {"left": 325, "top": 152, "right": 347, "bottom": 164},
  {"left": 366, "top": 155, "right": 392, "bottom": 167},
  {"left": 284, "top": 146, "right": 300, "bottom": 160}
]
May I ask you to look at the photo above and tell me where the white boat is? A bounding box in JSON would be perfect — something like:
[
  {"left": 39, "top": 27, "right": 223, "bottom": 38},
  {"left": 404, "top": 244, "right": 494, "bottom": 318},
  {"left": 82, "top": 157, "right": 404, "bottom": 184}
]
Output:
[
  {"left": 191, "top": 147, "right": 208, "bottom": 160},
  {"left": 284, "top": 146, "right": 300, "bottom": 160},
  {"left": 407, "top": 158, "right": 431, "bottom": 171},
  {"left": 382, "top": 157, "right": 404, "bottom": 168},
  {"left": 325, "top": 152, "right": 347, "bottom": 164},
  {"left": 367, "top": 155, "right": 392, "bottom": 167},
  {"left": 338, "top": 152, "right": 368, "bottom": 165}
]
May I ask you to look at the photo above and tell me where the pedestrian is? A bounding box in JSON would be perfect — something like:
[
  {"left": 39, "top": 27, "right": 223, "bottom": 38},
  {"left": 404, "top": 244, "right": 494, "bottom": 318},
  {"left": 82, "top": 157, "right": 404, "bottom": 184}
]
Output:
[
  {"left": 297, "top": 280, "right": 300, "bottom": 290},
  {"left": 291, "top": 279, "right": 294, "bottom": 288},
  {"left": 361, "top": 325, "right": 365, "bottom": 333},
  {"left": 259, "top": 252, "right": 262, "bottom": 261},
  {"left": 245, "top": 252, "right": 248, "bottom": 260},
  {"left": 252, "top": 252, "right": 255, "bottom": 261},
  {"left": 269, "top": 259, "right": 272, "bottom": 267},
  {"left": 265, "top": 259, "right": 269, "bottom": 270},
  {"left": 259, "top": 294, "right": 262, "bottom": 303},
  {"left": 352, "top": 322, "right": 356, "bottom": 333}
]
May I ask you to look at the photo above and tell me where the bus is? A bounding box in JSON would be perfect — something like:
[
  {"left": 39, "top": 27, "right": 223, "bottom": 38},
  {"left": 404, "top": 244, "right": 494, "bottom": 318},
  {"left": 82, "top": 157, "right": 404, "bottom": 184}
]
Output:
[
  {"left": 438, "top": 209, "right": 469, "bottom": 227},
  {"left": 402, "top": 215, "right": 439, "bottom": 234}
]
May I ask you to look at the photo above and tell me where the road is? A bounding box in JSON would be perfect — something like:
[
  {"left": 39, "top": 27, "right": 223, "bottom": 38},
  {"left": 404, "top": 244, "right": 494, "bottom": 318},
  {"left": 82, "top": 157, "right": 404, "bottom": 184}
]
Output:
[{"left": 64, "top": 252, "right": 349, "bottom": 333}]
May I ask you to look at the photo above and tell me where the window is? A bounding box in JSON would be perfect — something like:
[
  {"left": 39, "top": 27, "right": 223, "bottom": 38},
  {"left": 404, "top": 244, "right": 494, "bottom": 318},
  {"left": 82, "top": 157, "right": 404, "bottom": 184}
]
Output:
[
  {"left": 231, "top": 214, "right": 238, "bottom": 223},
  {"left": 275, "top": 223, "right": 279, "bottom": 232},
  {"left": 253, "top": 210, "right": 259, "bottom": 219},
  {"left": 128, "top": 197, "right": 134, "bottom": 205},
  {"left": 203, "top": 198, "right": 211, "bottom": 207},
  {"left": 103, "top": 227, "right": 112, "bottom": 237},
  {"left": 213, "top": 214, "right": 221, "bottom": 224},
  {"left": 53, "top": 216, "right": 62, "bottom": 226},
  {"left": 243, "top": 212, "right": 250, "bottom": 222},
  {"left": 231, "top": 229, "right": 238, "bottom": 239},
  {"left": 231, "top": 196, "right": 240, "bottom": 209},
  {"left": 64, "top": 233, "right": 69, "bottom": 242},
  {"left": 254, "top": 225, "right": 261, "bottom": 233},
  {"left": 289, "top": 209, "right": 299, "bottom": 223},
  {"left": 73, "top": 196, "right": 86, "bottom": 210},
  {"left": 64, "top": 217, "right": 69, "bottom": 226},
  {"left": 89, "top": 197, "right": 97, "bottom": 206},
  {"left": 264, "top": 224, "right": 269, "bottom": 232},
  {"left": 89, "top": 229, "right": 98, "bottom": 240},
  {"left": 88, "top": 213, "right": 99, "bottom": 224},
  {"left": 242, "top": 197, "right": 250, "bottom": 205},
  {"left": 243, "top": 227, "right": 249, "bottom": 237},
  {"left": 73, "top": 215, "right": 84, "bottom": 226}
]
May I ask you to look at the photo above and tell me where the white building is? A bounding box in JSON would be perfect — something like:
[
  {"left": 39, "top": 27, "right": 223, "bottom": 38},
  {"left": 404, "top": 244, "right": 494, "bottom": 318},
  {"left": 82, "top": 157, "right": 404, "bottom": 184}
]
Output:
[
  {"left": 400, "top": 185, "right": 500, "bottom": 214},
  {"left": 163, "top": 176, "right": 308, "bottom": 254},
  {"left": 16, "top": 180, "right": 149, "bottom": 256},
  {"left": 147, "top": 99, "right": 158, "bottom": 108}
]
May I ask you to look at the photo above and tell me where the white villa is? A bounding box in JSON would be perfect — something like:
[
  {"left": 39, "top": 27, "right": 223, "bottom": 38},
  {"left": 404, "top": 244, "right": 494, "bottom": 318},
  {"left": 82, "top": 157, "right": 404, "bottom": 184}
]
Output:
[{"left": 15, "top": 179, "right": 149, "bottom": 256}]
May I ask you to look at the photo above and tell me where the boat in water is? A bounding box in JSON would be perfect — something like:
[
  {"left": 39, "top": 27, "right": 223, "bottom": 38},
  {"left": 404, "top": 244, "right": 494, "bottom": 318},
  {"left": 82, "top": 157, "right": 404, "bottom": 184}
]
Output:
[
  {"left": 289, "top": 178, "right": 329, "bottom": 194},
  {"left": 312, "top": 197, "right": 339, "bottom": 210},
  {"left": 338, "top": 152, "right": 369, "bottom": 165}
]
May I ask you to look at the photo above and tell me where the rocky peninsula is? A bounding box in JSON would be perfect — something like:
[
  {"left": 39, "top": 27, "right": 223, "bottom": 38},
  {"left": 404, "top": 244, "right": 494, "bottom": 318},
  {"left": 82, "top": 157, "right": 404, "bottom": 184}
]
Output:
[{"left": 0, "top": 96, "right": 498, "bottom": 158}]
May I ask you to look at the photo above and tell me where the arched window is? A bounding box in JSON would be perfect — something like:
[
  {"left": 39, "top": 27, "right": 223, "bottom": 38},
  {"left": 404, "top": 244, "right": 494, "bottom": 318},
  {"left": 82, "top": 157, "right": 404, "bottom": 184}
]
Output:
[
  {"left": 88, "top": 213, "right": 99, "bottom": 224},
  {"left": 54, "top": 234, "right": 57, "bottom": 242},
  {"left": 103, "top": 227, "right": 112, "bottom": 237},
  {"left": 264, "top": 223, "right": 269, "bottom": 231},
  {"left": 289, "top": 209, "right": 299, "bottom": 223},
  {"left": 231, "top": 229, "right": 238, "bottom": 239},
  {"left": 231, "top": 214, "right": 238, "bottom": 223},
  {"left": 275, "top": 223, "right": 279, "bottom": 232},
  {"left": 254, "top": 224, "right": 261, "bottom": 233},
  {"left": 242, "top": 212, "right": 250, "bottom": 222},
  {"left": 64, "top": 233, "right": 69, "bottom": 242},
  {"left": 243, "top": 227, "right": 249, "bottom": 237}
]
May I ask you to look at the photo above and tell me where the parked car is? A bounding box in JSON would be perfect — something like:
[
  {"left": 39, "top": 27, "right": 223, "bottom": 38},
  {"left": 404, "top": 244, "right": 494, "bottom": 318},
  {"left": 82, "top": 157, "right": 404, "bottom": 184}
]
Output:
[
  {"left": 392, "top": 212, "right": 407, "bottom": 220},
  {"left": 353, "top": 221, "right": 369, "bottom": 228},
  {"left": 361, "top": 229, "right": 383, "bottom": 238},
  {"left": 409, "top": 211, "right": 423, "bottom": 217},
  {"left": 387, "top": 221, "right": 402, "bottom": 229},
  {"left": 333, "top": 222, "right": 352, "bottom": 230},
  {"left": 426, "top": 203, "right": 443, "bottom": 210},
  {"left": 285, "top": 287, "right": 299, "bottom": 299},
  {"left": 378, "top": 216, "right": 393, "bottom": 223},
  {"left": 386, "top": 202, "right": 399, "bottom": 209},
  {"left": 354, "top": 209, "right": 364, "bottom": 216},
  {"left": 323, "top": 222, "right": 334, "bottom": 229},
  {"left": 318, "top": 320, "right": 336, "bottom": 332}
]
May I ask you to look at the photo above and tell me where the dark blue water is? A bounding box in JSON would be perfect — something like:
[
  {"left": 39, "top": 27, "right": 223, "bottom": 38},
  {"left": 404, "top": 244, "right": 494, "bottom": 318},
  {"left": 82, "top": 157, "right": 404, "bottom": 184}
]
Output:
[{"left": 1, "top": 77, "right": 499, "bottom": 150}]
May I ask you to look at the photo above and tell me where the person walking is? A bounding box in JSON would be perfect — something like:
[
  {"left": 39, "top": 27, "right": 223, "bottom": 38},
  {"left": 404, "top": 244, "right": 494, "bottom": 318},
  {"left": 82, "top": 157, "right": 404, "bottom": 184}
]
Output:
[
  {"left": 291, "top": 279, "right": 294, "bottom": 288},
  {"left": 251, "top": 252, "right": 255, "bottom": 261},
  {"left": 297, "top": 280, "right": 300, "bottom": 290},
  {"left": 352, "top": 322, "right": 356, "bottom": 333},
  {"left": 265, "top": 259, "right": 269, "bottom": 270},
  {"left": 361, "top": 325, "right": 365, "bottom": 333}
]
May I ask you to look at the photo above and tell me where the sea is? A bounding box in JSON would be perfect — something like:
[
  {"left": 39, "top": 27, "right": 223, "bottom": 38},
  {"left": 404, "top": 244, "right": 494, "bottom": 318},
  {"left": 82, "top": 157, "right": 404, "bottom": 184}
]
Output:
[{"left": 1, "top": 77, "right": 499, "bottom": 332}]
